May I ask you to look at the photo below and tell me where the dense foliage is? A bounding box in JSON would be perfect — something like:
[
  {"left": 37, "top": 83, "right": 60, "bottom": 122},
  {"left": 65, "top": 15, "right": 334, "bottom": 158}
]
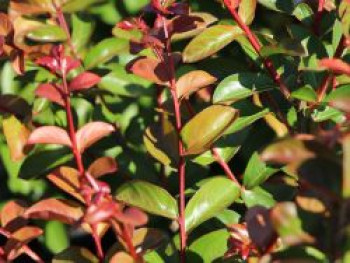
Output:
[{"left": 0, "top": 0, "right": 349, "bottom": 262}]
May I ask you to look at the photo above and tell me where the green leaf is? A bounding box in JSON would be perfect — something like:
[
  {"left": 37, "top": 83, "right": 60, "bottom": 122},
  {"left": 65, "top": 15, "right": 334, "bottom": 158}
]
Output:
[
  {"left": 84, "top": 38, "right": 129, "bottom": 69},
  {"left": 238, "top": 0, "right": 257, "bottom": 25},
  {"left": 258, "top": 0, "right": 295, "bottom": 13},
  {"left": 242, "top": 187, "right": 276, "bottom": 208},
  {"left": 115, "top": 180, "right": 178, "bottom": 219},
  {"left": 339, "top": 0, "right": 350, "bottom": 37},
  {"left": 181, "top": 105, "right": 238, "bottom": 155},
  {"left": 326, "top": 85, "right": 350, "bottom": 113},
  {"left": 183, "top": 25, "right": 242, "bottom": 63},
  {"left": 98, "top": 64, "right": 153, "bottom": 97},
  {"left": 213, "top": 73, "right": 274, "bottom": 103},
  {"left": 291, "top": 85, "right": 317, "bottom": 102},
  {"left": 185, "top": 177, "right": 240, "bottom": 233},
  {"left": 52, "top": 247, "right": 98, "bottom": 263},
  {"left": 71, "top": 13, "right": 95, "bottom": 52},
  {"left": 243, "top": 152, "right": 278, "bottom": 189},
  {"left": 260, "top": 39, "right": 306, "bottom": 57},
  {"left": 292, "top": 3, "right": 313, "bottom": 26},
  {"left": 224, "top": 101, "right": 270, "bottom": 134},
  {"left": 45, "top": 221, "right": 69, "bottom": 253},
  {"left": 193, "top": 128, "right": 249, "bottom": 166},
  {"left": 19, "top": 146, "right": 73, "bottom": 180},
  {"left": 62, "top": 0, "right": 104, "bottom": 13},
  {"left": 187, "top": 229, "right": 230, "bottom": 263},
  {"left": 26, "top": 25, "right": 67, "bottom": 43},
  {"left": 215, "top": 209, "right": 241, "bottom": 225}
]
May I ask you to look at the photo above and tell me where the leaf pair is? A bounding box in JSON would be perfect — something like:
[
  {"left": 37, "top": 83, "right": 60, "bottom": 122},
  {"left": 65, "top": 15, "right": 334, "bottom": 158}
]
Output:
[{"left": 27, "top": 121, "right": 115, "bottom": 153}]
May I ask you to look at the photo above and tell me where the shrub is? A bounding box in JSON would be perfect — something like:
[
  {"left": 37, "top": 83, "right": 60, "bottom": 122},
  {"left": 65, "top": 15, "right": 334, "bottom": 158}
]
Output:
[{"left": 0, "top": 0, "right": 349, "bottom": 262}]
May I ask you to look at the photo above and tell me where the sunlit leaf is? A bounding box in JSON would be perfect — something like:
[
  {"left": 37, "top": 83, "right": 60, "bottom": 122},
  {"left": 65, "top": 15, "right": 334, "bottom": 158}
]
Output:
[
  {"left": 115, "top": 180, "right": 178, "bottom": 219},
  {"left": 185, "top": 177, "right": 240, "bottom": 233}
]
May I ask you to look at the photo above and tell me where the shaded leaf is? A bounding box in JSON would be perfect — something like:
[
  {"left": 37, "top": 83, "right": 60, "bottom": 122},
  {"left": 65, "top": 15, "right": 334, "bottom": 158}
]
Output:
[
  {"left": 19, "top": 146, "right": 73, "bottom": 179},
  {"left": 24, "top": 198, "right": 84, "bottom": 224},
  {"left": 143, "top": 117, "right": 179, "bottom": 167},
  {"left": 132, "top": 228, "right": 167, "bottom": 253},
  {"left": 115, "top": 180, "right": 178, "bottom": 219},
  {"left": 76, "top": 122, "right": 115, "bottom": 153},
  {"left": 271, "top": 202, "right": 314, "bottom": 246},
  {"left": 109, "top": 251, "right": 134, "bottom": 263},
  {"left": 27, "top": 126, "right": 72, "bottom": 148},
  {"left": 185, "top": 177, "right": 240, "bottom": 233},
  {"left": 52, "top": 247, "right": 99, "bottom": 263},
  {"left": 245, "top": 206, "right": 277, "bottom": 253},
  {"left": 260, "top": 39, "right": 306, "bottom": 57},
  {"left": 0, "top": 95, "right": 31, "bottom": 119},
  {"left": 181, "top": 105, "right": 238, "bottom": 155},
  {"left": 183, "top": 25, "right": 242, "bottom": 63}
]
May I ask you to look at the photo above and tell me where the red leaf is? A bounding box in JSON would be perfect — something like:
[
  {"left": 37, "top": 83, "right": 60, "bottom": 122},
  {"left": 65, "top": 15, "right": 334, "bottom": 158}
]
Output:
[
  {"left": 88, "top": 157, "right": 118, "bottom": 178},
  {"left": 47, "top": 167, "right": 84, "bottom": 203},
  {"left": 1, "top": 200, "right": 28, "bottom": 232},
  {"left": 63, "top": 57, "right": 81, "bottom": 74},
  {"left": 27, "top": 126, "right": 72, "bottom": 147},
  {"left": 35, "top": 83, "right": 65, "bottom": 106},
  {"left": 118, "top": 207, "right": 148, "bottom": 226},
  {"left": 84, "top": 201, "right": 120, "bottom": 224},
  {"left": 76, "top": 122, "right": 115, "bottom": 153},
  {"left": 319, "top": 58, "right": 350, "bottom": 75},
  {"left": 36, "top": 56, "right": 58, "bottom": 73},
  {"left": 24, "top": 198, "right": 84, "bottom": 224},
  {"left": 69, "top": 72, "right": 101, "bottom": 91},
  {"left": 126, "top": 56, "right": 170, "bottom": 85},
  {"left": 4, "top": 226, "right": 43, "bottom": 261}
]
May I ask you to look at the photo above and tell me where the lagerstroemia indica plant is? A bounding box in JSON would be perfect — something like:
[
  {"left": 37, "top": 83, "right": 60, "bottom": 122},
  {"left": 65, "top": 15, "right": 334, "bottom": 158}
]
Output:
[{"left": 0, "top": 0, "right": 350, "bottom": 262}]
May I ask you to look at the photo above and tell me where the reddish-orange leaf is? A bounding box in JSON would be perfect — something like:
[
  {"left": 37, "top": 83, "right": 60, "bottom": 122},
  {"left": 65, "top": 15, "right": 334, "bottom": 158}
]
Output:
[
  {"left": 319, "top": 58, "right": 350, "bottom": 75},
  {"left": 24, "top": 198, "right": 84, "bottom": 224},
  {"left": 47, "top": 167, "right": 84, "bottom": 203},
  {"left": 27, "top": 126, "right": 72, "bottom": 147},
  {"left": 127, "top": 56, "right": 170, "bottom": 85},
  {"left": 1, "top": 200, "right": 28, "bottom": 232},
  {"left": 4, "top": 226, "right": 43, "bottom": 261},
  {"left": 76, "top": 122, "right": 115, "bottom": 153},
  {"left": 109, "top": 252, "right": 134, "bottom": 263},
  {"left": 69, "top": 72, "right": 101, "bottom": 91},
  {"left": 176, "top": 70, "right": 217, "bottom": 99},
  {"left": 88, "top": 157, "right": 118, "bottom": 178},
  {"left": 35, "top": 83, "right": 65, "bottom": 106},
  {"left": 118, "top": 207, "right": 148, "bottom": 226}
]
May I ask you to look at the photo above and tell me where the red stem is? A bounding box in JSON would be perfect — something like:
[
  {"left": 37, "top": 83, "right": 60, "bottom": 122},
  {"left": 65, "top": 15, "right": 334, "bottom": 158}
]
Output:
[
  {"left": 121, "top": 224, "right": 140, "bottom": 262},
  {"left": 211, "top": 148, "right": 240, "bottom": 185},
  {"left": 314, "top": 0, "right": 325, "bottom": 35},
  {"left": 222, "top": 0, "right": 291, "bottom": 99},
  {"left": 162, "top": 17, "right": 187, "bottom": 263},
  {"left": 61, "top": 73, "right": 104, "bottom": 261},
  {"left": 317, "top": 36, "right": 346, "bottom": 102}
]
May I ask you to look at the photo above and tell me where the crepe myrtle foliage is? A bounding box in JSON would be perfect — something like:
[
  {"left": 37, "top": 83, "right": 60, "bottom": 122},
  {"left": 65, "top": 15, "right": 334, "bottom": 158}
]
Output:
[{"left": 0, "top": 0, "right": 349, "bottom": 262}]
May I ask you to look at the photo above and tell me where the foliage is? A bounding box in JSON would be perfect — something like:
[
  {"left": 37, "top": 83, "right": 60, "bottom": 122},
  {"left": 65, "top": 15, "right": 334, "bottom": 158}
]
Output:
[{"left": 0, "top": 0, "right": 349, "bottom": 262}]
